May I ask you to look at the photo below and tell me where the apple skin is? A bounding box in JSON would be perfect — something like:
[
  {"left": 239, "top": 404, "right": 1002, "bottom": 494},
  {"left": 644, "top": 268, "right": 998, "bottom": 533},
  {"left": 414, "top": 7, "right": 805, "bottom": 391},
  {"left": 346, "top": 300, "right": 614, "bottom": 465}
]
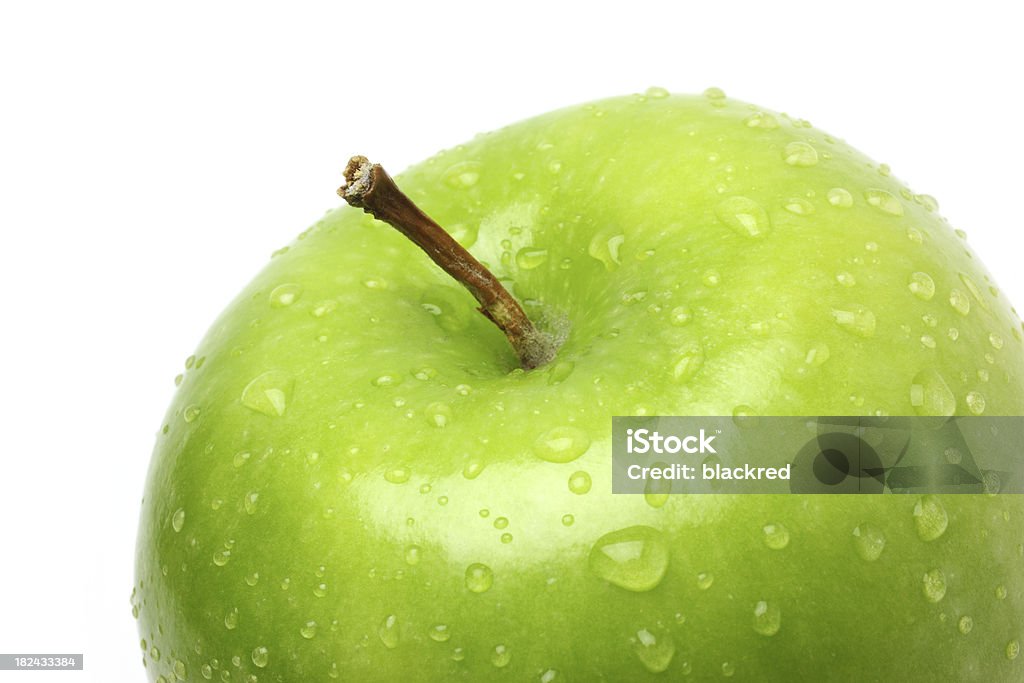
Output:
[{"left": 134, "top": 90, "right": 1024, "bottom": 681}]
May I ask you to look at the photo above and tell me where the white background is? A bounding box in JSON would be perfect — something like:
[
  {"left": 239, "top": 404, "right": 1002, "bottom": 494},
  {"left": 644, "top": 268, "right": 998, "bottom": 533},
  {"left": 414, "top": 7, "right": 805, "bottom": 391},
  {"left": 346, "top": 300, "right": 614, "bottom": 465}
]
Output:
[{"left": 1, "top": 1, "right": 1022, "bottom": 680}]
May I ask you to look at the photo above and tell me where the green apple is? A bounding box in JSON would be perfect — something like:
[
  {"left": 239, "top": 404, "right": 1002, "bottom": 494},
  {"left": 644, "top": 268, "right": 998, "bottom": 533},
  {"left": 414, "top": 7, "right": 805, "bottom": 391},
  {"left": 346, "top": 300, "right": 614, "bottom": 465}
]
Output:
[{"left": 134, "top": 89, "right": 1023, "bottom": 682}]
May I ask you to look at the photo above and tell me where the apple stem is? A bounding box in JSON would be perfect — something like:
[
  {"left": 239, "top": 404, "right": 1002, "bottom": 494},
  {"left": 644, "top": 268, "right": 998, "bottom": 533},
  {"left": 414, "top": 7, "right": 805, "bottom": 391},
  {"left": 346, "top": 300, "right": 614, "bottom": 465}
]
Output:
[{"left": 338, "top": 156, "right": 557, "bottom": 369}]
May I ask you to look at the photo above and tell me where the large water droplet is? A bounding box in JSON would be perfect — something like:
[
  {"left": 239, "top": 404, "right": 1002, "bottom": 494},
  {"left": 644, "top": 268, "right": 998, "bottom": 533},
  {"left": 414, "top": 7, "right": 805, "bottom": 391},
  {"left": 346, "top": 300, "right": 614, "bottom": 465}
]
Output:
[
  {"left": 425, "top": 402, "right": 453, "bottom": 428},
  {"left": 852, "top": 523, "right": 886, "bottom": 561},
  {"left": 831, "top": 306, "right": 876, "bottom": 337},
  {"left": 949, "top": 288, "right": 971, "bottom": 316},
  {"left": 762, "top": 523, "right": 791, "bottom": 550},
  {"left": 224, "top": 607, "right": 239, "bottom": 630},
  {"left": 827, "top": 187, "right": 853, "bottom": 208},
  {"left": 172, "top": 508, "right": 185, "bottom": 533},
  {"left": 300, "top": 620, "right": 318, "bottom": 639},
  {"left": 465, "top": 563, "right": 494, "bottom": 593},
  {"left": 378, "top": 615, "right": 400, "bottom": 649},
  {"left": 588, "top": 230, "right": 625, "bottom": 270},
  {"left": 908, "top": 272, "right": 936, "bottom": 301},
  {"left": 922, "top": 568, "right": 947, "bottom": 603},
  {"left": 633, "top": 627, "right": 676, "bottom": 673},
  {"left": 965, "top": 391, "right": 986, "bottom": 415},
  {"left": 910, "top": 370, "right": 956, "bottom": 417},
  {"left": 516, "top": 247, "right": 549, "bottom": 270},
  {"left": 913, "top": 495, "right": 949, "bottom": 541},
  {"left": 533, "top": 426, "right": 590, "bottom": 463},
  {"left": 241, "top": 370, "right": 294, "bottom": 417},
  {"left": 251, "top": 646, "right": 269, "bottom": 668},
  {"left": 442, "top": 161, "right": 481, "bottom": 189},
  {"left": 588, "top": 526, "right": 669, "bottom": 592},
  {"left": 752, "top": 601, "right": 782, "bottom": 636},
  {"left": 491, "top": 644, "right": 511, "bottom": 668},
  {"left": 957, "top": 615, "right": 973, "bottom": 635},
  {"left": 716, "top": 196, "right": 771, "bottom": 237},
  {"left": 864, "top": 188, "right": 904, "bottom": 216},
  {"left": 428, "top": 623, "right": 451, "bottom": 642},
  {"left": 783, "top": 141, "right": 818, "bottom": 167},
  {"left": 269, "top": 283, "right": 302, "bottom": 308}
]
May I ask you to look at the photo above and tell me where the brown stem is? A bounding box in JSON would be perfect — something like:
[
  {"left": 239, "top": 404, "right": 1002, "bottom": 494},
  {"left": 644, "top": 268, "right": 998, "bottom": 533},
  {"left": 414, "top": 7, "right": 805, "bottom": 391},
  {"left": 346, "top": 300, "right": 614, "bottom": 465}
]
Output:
[{"left": 338, "top": 156, "right": 556, "bottom": 369}]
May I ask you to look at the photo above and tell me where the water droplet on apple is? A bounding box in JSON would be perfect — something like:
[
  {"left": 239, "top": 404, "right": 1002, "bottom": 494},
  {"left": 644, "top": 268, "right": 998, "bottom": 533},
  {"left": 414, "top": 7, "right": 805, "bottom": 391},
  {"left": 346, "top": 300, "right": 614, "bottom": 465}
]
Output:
[
  {"left": 451, "top": 647, "right": 465, "bottom": 662},
  {"left": 588, "top": 525, "right": 669, "bottom": 592},
  {"left": 835, "top": 271, "right": 856, "bottom": 287},
  {"left": 251, "top": 646, "right": 269, "bottom": 668},
  {"left": 461, "top": 458, "right": 485, "bottom": 479},
  {"left": 213, "top": 549, "right": 231, "bottom": 566},
  {"left": 783, "top": 141, "right": 818, "bottom": 167},
  {"left": 588, "top": 230, "right": 625, "bottom": 270},
  {"left": 669, "top": 305, "right": 692, "bottom": 326},
  {"left": 864, "top": 188, "right": 904, "bottom": 215},
  {"left": 296, "top": 620, "right": 317, "bottom": 639},
  {"left": 703, "top": 86, "right": 726, "bottom": 101},
  {"left": 465, "top": 563, "right": 494, "bottom": 593},
  {"left": 201, "top": 663, "right": 213, "bottom": 679},
  {"left": 233, "top": 451, "right": 251, "bottom": 468},
  {"left": 827, "top": 187, "right": 854, "bottom": 207},
  {"left": 442, "top": 161, "right": 481, "bottom": 189},
  {"left": 174, "top": 373, "right": 184, "bottom": 386},
  {"left": 493, "top": 517, "right": 509, "bottom": 530},
  {"left": 831, "top": 305, "right": 876, "bottom": 337},
  {"left": 957, "top": 615, "right": 973, "bottom": 634},
  {"left": 245, "top": 571, "right": 259, "bottom": 586},
  {"left": 183, "top": 405, "right": 201, "bottom": 423},
  {"left": 995, "top": 584, "right": 1008, "bottom": 600},
  {"left": 752, "top": 600, "right": 782, "bottom": 636},
  {"left": 948, "top": 288, "right": 971, "bottom": 316},
  {"left": 633, "top": 626, "right": 675, "bottom": 673},
  {"left": 568, "top": 470, "right": 592, "bottom": 494},
  {"left": 516, "top": 247, "right": 549, "bottom": 270},
  {"left": 384, "top": 466, "right": 411, "bottom": 484},
  {"left": 922, "top": 568, "right": 947, "bottom": 603},
  {"left": 269, "top": 283, "right": 302, "bottom": 308},
  {"left": 377, "top": 615, "right": 399, "bottom": 649},
  {"left": 645, "top": 86, "right": 670, "bottom": 98},
  {"left": 313, "top": 582, "right": 328, "bottom": 597},
  {"left": 702, "top": 269, "right": 722, "bottom": 286},
  {"left": 172, "top": 508, "right": 185, "bottom": 533},
  {"left": 224, "top": 608, "right": 239, "bottom": 630},
  {"left": 913, "top": 495, "right": 949, "bottom": 541},
  {"left": 532, "top": 426, "right": 590, "bottom": 463},
  {"left": 672, "top": 343, "right": 705, "bottom": 383},
  {"left": 491, "top": 644, "right": 511, "bottom": 668},
  {"left": 784, "top": 198, "right": 815, "bottom": 215},
  {"left": 697, "top": 571, "right": 714, "bottom": 590},
  {"left": 910, "top": 370, "right": 956, "bottom": 417},
  {"left": 437, "top": 495, "right": 449, "bottom": 506},
  {"left": 908, "top": 272, "right": 936, "bottom": 300},
  {"left": 989, "top": 332, "right": 1004, "bottom": 350},
  {"left": 1008, "top": 639, "right": 1021, "bottom": 660},
  {"left": 425, "top": 623, "right": 451, "bottom": 642},
  {"left": 744, "top": 111, "right": 779, "bottom": 129},
  {"left": 722, "top": 661, "right": 736, "bottom": 677},
  {"left": 561, "top": 514, "right": 575, "bottom": 526},
  {"left": 965, "top": 391, "right": 986, "bottom": 415},
  {"left": 852, "top": 523, "right": 886, "bottom": 561},
  {"left": 149, "top": 646, "right": 161, "bottom": 661},
  {"left": 762, "top": 523, "right": 790, "bottom": 550},
  {"left": 241, "top": 370, "right": 294, "bottom": 417},
  {"left": 239, "top": 491, "right": 258, "bottom": 515},
  {"left": 372, "top": 374, "right": 402, "bottom": 388},
  {"left": 547, "top": 360, "right": 575, "bottom": 385},
  {"left": 425, "top": 402, "right": 453, "bottom": 428},
  {"left": 715, "top": 196, "right": 771, "bottom": 238},
  {"left": 804, "top": 342, "right": 830, "bottom": 367}
]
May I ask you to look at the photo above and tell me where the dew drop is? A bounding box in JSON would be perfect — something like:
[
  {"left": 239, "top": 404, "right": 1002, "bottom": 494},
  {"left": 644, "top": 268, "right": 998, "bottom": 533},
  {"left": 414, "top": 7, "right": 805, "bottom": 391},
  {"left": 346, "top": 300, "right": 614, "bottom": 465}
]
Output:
[
  {"left": 241, "top": 371, "right": 294, "bottom": 417},
  {"left": 835, "top": 271, "right": 856, "bottom": 287},
  {"left": 965, "top": 391, "right": 986, "bottom": 415},
  {"left": 561, "top": 514, "right": 575, "bottom": 526},
  {"left": 516, "top": 247, "right": 549, "bottom": 270},
  {"left": 465, "top": 563, "right": 494, "bottom": 593},
  {"left": 533, "top": 426, "right": 590, "bottom": 463},
  {"left": 588, "top": 526, "right": 669, "bottom": 592},
  {"left": 251, "top": 646, "right": 268, "bottom": 668},
  {"left": 269, "top": 283, "right": 302, "bottom": 308},
  {"left": 569, "top": 473, "right": 593, "bottom": 493},
  {"left": 429, "top": 623, "right": 451, "bottom": 642},
  {"left": 831, "top": 305, "right": 876, "bottom": 337},
  {"left": 588, "top": 230, "right": 625, "bottom": 270},
  {"left": 949, "top": 288, "right": 971, "bottom": 316},
  {"left": 150, "top": 646, "right": 161, "bottom": 662},
  {"left": 299, "top": 620, "right": 318, "bottom": 639},
  {"left": 989, "top": 332, "right": 1004, "bottom": 350},
  {"left": 491, "top": 644, "right": 511, "bottom": 668},
  {"left": 670, "top": 305, "right": 692, "bottom": 326},
  {"left": 224, "top": 607, "right": 239, "bottom": 630},
  {"left": 462, "top": 458, "right": 485, "bottom": 479},
  {"left": 183, "top": 405, "right": 201, "bottom": 423},
  {"left": 233, "top": 451, "right": 251, "bottom": 468},
  {"left": 633, "top": 627, "right": 676, "bottom": 673},
  {"left": 922, "top": 568, "right": 947, "bottom": 603},
  {"left": 995, "top": 584, "right": 1008, "bottom": 600},
  {"left": 645, "top": 86, "right": 669, "bottom": 98},
  {"left": 697, "top": 571, "right": 714, "bottom": 590},
  {"left": 243, "top": 491, "right": 259, "bottom": 515},
  {"left": 442, "top": 161, "right": 481, "bottom": 189},
  {"left": 744, "top": 111, "right": 779, "bottom": 129},
  {"left": 493, "top": 517, "right": 509, "bottom": 530},
  {"left": 762, "top": 523, "right": 791, "bottom": 550},
  {"left": 377, "top": 615, "right": 399, "bottom": 649},
  {"left": 827, "top": 187, "right": 854, "bottom": 207},
  {"left": 715, "top": 196, "right": 771, "bottom": 237},
  {"left": 784, "top": 198, "right": 815, "bottom": 215},
  {"left": 852, "top": 523, "right": 886, "bottom": 561},
  {"left": 957, "top": 615, "right": 973, "bottom": 634},
  {"left": 913, "top": 495, "right": 949, "bottom": 541},
  {"left": 172, "top": 508, "right": 185, "bottom": 533},
  {"left": 1006, "top": 640, "right": 1020, "bottom": 661},
  {"left": 212, "top": 549, "right": 231, "bottom": 566},
  {"left": 384, "top": 466, "right": 411, "bottom": 484},
  {"left": 752, "top": 600, "right": 782, "bottom": 636},
  {"left": 910, "top": 370, "right": 956, "bottom": 417},
  {"left": 908, "top": 272, "right": 936, "bottom": 301},
  {"left": 672, "top": 343, "right": 705, "bottom": 383},
  {"left": 864, "top": 188, "right": 904, "bottom": 216},
  {"left": 783, "top": 141, "right": 818, "bottom": 167}
]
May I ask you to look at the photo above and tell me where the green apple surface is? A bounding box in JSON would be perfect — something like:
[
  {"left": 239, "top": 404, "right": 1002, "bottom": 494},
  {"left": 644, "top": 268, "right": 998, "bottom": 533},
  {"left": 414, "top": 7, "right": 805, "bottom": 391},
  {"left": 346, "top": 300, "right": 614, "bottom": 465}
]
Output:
[{"left": 134, "top": 89, "right": 1024, "bottom": 681}]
